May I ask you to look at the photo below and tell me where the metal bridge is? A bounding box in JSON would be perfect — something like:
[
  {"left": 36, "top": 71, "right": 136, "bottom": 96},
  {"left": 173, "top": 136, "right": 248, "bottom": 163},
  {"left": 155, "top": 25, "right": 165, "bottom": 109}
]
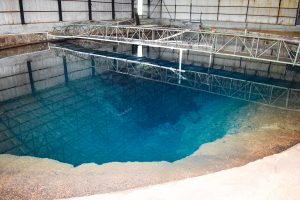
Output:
[
  {"left": 50, "top": 44, "right": 300, "bottom": 111},
  {"left": 48, "top": 23, "right": 300, "bottom": 68}
]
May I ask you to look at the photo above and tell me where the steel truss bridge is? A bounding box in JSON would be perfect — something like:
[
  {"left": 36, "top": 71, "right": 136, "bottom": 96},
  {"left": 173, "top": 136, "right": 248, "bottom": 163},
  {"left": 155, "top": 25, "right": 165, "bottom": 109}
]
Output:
[
  {"left": 50, "top": 44, "right": 300, "bottom": 111},
  {"left": 49, "top": 24, "right": 300, "bottom": 68}
]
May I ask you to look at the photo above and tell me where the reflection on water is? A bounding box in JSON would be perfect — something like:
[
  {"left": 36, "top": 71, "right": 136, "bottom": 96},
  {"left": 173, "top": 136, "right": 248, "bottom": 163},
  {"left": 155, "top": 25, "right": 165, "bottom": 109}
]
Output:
[{"left": 0, "top": 41, "right": 299, "bottom": 166}]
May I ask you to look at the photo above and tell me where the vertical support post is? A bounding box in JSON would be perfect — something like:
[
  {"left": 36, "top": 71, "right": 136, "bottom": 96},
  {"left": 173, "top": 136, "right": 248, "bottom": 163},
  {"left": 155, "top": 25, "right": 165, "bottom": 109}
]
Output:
[
  {"left": 91, "top": 56, "right": 95, "bottom": 77},
  {"left": 113, "top": 46, "right": 117, "bottom": 67},
  {"left": 178, "top": 49, "right": 183, "bottom": 84},
  {"left": 58, "top": 0, "right": 63, "bottom": 21},
  {"left": 189, "top": 2, "right": 192, "bottom": 22},
  {"left": 267, "top": 49, "right": 273, "bottom": 78},
  {"left": 209, "top": 35, "right": 215, "bottom": 68},
  {"left": 63, "top": 56, "right": 69, "bottom": 84},
  {"left": 147, "top": 46, "right": 150, "bottom": 57},
  {"left": 296, "top": 0, "right": 300, "bottom": 25},
  {"left": 18, "top": 0, "right": 25, "bottom": 24},
  {"left": 88, "top": 0, "right": 92, "bottom": 21},
  {"left": 132, "top": 44, "right": 137, "bottom": 55},
  {"left": 209, "top": 53, "right": 214, "bottom": 68},
  {"left": 160, "top": 0, "right": 162, "bottom": 19},
  {"left": 174, "top": 0, "right": 177, "bottom": 20},
  {"left": 178, "top": 49, "right": 183, "bottom": 71},
  {"left": 132, "top": 0, "right": 135, "bottom": 19},
  {"left": 217, "top": 0, "right": 220, "bottom": 20},
  {"left": 276, "top": 0, "right": 282, "bottom": 24},
  {"left": 267, "top": 62, "right": 272, "bottom": 78},
  {"left": 112, "top": 0, "right": 116, "bottom": 20},
  {"left": 147, "top": 0, "right": 151, "bottom": 18},
  {"left": 245, "top": 0, "right": 250, "bottom": 24},
  {"left": 27, "top": 61, "right": 35, "bottom": 94},
  {"left": 137, "top": 45, "right": 143, "bottom": 57}
]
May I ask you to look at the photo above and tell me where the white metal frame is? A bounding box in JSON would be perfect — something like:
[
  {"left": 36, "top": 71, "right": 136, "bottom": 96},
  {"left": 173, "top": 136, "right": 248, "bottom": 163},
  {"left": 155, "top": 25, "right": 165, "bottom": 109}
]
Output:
[{"left": 49, "top": 24, "right": 300, "bottom": 67}]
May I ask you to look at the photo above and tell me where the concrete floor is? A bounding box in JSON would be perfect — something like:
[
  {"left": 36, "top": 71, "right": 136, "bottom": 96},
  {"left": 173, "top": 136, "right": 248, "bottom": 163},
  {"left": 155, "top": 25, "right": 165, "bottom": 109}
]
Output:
[{"left": 69, "top": 142, "right": 300, "bottom": 200}]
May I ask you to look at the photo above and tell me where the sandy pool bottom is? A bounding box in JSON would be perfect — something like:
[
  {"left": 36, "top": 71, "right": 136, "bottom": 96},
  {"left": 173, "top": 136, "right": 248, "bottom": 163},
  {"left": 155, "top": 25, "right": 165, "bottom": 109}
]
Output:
[{"left": 0, "top": 104, "right": 300, "bottom": 200}]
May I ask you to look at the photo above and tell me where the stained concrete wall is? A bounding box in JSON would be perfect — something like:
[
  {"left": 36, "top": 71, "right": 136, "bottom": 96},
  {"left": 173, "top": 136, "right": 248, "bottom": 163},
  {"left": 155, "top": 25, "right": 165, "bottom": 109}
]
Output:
[
  {"left": 144, "top": 0, "right": 300, "bottom": 26},
  {"left": 0, "top": 0, "right": 132, "bottom": 25},
  {"left": 0, "top": 42, "right": 132, "bottom": 102},
  {"left": 0, "top": 33, "right": 47, "bottom": 49},
  {"left": 0, "top": 51, "right": 93, "bottom": 102}
]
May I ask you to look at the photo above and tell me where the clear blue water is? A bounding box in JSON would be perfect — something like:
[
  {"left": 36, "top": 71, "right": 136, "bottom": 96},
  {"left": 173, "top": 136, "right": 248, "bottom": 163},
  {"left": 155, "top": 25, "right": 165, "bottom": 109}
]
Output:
[
  {"left": 1, "top": 41, "right": 299, "bottom": 166},
  {"left": 0, "top": 70, "right": 247, "bottom": 166}
]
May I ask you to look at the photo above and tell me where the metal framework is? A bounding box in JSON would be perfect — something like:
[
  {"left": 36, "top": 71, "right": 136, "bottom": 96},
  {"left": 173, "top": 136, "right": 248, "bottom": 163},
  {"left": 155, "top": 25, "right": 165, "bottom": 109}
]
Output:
[
  {"left": 49, "top": 24, "right": 300, "bottom": 67},
  {"left": 50, "top": 44, "right": 300, "bottom": 111}
]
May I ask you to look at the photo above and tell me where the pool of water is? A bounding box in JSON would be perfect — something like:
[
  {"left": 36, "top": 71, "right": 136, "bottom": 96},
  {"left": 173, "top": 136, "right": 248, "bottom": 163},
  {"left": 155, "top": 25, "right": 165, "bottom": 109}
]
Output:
[
  {"left": 0, "top": 71, "right": 249, "bottom": 165},
  {"left": 0, "top": 41, "right": 297, "bottom": 166}
]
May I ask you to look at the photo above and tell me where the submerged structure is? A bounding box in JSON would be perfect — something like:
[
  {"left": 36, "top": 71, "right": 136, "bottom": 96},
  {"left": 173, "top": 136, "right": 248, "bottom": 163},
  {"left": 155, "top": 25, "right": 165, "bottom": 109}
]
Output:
[{"left": 0, "top": 0, "right": 300, "bottom": 199}]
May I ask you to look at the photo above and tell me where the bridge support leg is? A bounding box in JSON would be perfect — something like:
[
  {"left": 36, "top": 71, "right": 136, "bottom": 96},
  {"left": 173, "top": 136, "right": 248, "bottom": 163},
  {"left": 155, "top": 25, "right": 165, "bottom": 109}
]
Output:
[
  {"left": 178, "top": 49, "right": 183, "bottom": 84},
  {"left": 137, "top": 45, "right": 143, "bottom": 57},
  {"left": 209, "top": 53, "right": 214, "bottom": 68}
]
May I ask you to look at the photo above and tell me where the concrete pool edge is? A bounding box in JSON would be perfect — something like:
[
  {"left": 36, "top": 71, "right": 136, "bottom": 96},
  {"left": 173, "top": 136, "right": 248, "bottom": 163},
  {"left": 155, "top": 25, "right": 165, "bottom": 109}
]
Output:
[{"left": 66, "top": 142, "right": 300, "bottom": 200}]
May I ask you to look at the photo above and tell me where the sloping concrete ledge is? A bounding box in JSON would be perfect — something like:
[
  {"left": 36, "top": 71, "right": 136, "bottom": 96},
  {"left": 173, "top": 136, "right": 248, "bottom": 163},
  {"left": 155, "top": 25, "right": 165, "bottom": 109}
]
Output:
[{"left": 69, "top": 143, "right": 300, "bottom": 200}]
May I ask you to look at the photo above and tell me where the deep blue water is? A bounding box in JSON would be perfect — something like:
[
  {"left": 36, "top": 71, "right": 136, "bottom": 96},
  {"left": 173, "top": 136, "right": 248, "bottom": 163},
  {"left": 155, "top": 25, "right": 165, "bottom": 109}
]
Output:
[{"left": 0, "top": 70, "right": 247, "bottom": 166}]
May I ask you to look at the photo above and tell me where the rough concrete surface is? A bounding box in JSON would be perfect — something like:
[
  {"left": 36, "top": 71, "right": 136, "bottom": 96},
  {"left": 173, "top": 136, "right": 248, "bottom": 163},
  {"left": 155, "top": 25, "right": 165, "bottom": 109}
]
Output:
[
  {"left": 69, "top": 142, "right": 300, "bottom": 200},
  {"left": 0, "top": 104, "right": 300, "bottom": 200}
]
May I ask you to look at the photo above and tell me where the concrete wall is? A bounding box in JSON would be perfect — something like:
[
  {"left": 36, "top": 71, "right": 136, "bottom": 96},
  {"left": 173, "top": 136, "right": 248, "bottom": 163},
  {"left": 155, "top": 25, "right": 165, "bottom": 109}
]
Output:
[
  {"left": 0, "top": 51, "right": 94, "bottom": 102},
  {"left": 143, "top": 0, "right": 300, "bottom": 26},
  {"left": 0, "top": 0, "right": 133, "bottom": 25},
  {"left": 0, "top": 41, "right": 133, "bottom": 102}
]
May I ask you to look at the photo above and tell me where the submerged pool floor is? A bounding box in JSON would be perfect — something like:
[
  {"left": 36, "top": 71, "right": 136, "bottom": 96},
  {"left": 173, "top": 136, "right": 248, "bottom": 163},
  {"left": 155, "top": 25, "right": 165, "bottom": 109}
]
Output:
[{"left": 0, "top": 71, "right": 248, "bottom": 166}]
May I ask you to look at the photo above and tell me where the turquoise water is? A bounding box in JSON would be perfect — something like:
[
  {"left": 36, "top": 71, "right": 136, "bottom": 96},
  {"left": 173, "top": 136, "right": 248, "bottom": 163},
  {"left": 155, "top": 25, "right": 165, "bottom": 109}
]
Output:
[
  {"left": 1, "top": 41, "right": 299, "bottom": 166},
  {"left": 1, "top": 42, "right": 273, "bottom": 166},
  {"left": 0, "top": 69, "right": 247, "bottom": 166}
]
